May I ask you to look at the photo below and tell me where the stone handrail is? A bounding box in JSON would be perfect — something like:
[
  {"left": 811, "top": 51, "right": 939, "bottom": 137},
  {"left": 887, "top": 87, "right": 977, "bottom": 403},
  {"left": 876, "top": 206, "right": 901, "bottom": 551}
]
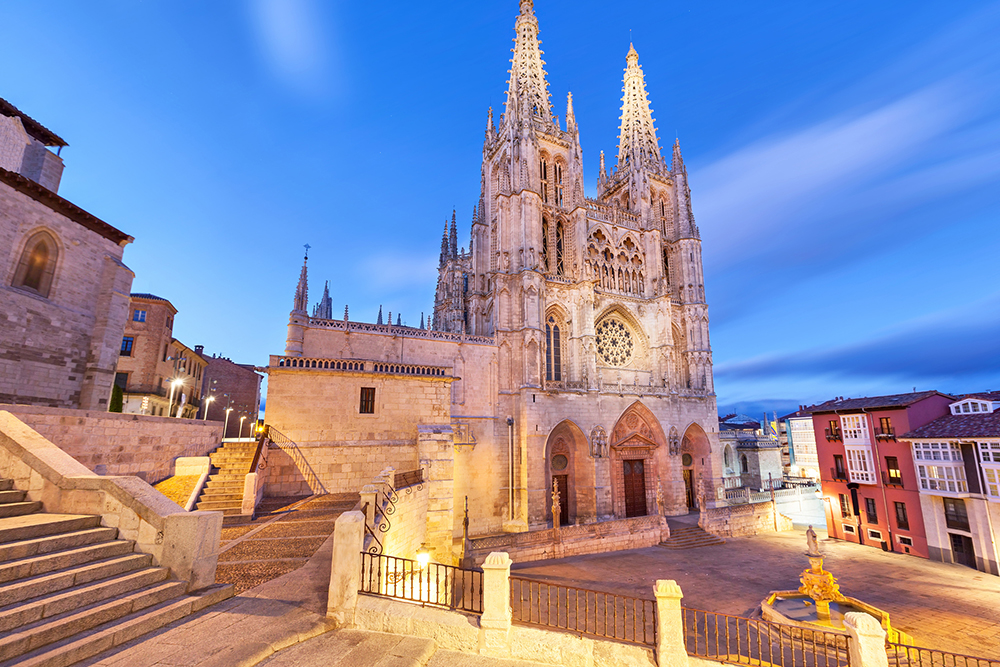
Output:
[
  {"left": 0, "top": 411, "right": 221, "bottom": 591},
  {"left": 585, "top": 198, "right": 641, "bottom": 230},
  {"left": 305, "top": 317, "right": 496, "bottom": 346},
  {"left": 272, "top": 356, "right": 452, "bottom": 378}
]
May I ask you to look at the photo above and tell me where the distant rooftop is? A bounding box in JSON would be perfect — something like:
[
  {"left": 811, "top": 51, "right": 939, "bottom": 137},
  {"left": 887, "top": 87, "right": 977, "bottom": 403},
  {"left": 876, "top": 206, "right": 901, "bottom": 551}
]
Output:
[
  {"left": 807, "top": 391, "right": 952, "bottom": 414},
  {"left": 0, "top": 97, "right": 67, "bottom": 147},
  {"left": 130, "top": 293, "right": 177, "bottom": 311},
  {"left": 904, "top": 413, "right": 1000, "bottom": 440}
]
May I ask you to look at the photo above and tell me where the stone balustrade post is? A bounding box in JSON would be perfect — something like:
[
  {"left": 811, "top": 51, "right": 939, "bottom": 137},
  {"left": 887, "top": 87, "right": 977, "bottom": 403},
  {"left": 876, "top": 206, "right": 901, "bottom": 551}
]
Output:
[
  {"left": 360, "top": 484, "right": 379, "bottom": 529},
  {"left": 844, "top": 612, "right": 889, "bottom": 667},
  {"left": 479, "top": 551, "right": 512, "bottom": 657},
  {"left": 381, "top": 466, "right": 396, "bottom": 493},
  {"left": 654, "top": 579, "right": 688, "bottom": 667},
  {"left": 327, "top": 511, "right": 365, "bottom": 628}
]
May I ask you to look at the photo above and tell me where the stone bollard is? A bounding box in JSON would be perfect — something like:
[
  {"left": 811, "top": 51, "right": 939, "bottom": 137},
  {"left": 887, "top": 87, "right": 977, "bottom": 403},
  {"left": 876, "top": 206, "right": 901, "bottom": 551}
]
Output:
[
  {"left": 327, "top": 511, "right": 365, "bottom": 628},
  {"left": 654, "top": 579, "right": 688, "bottom": 667},
  {"left": 479, "top": 551, "right": 513, "bottom": 657},
  {"left": 844, "top": 612, "right": 889, "bottom": 667}
]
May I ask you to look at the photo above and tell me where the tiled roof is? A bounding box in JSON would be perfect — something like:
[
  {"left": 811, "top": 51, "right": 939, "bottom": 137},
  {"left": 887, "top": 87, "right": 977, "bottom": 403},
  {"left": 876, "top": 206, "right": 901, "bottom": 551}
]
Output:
[
  {"left": 0, "top": 168, "right": 131, "bottom": 245},
  {"left": 806, "top": 391, "right": 952, "bottom": 414},
  {"left": 0, "top": 98, "right": 67, "bottom": 147},
  {"left": 130, "top": 293, "right": 170, "bottom": 303},
  {"left": 903, "top": 413, "right": 1000, "bottom": 439},
  {"left": 956, "top": 391, "right": 1000, "bottom": 402},
  {"left": 778, "top": 409, "right": 812, "bottom": 421}
]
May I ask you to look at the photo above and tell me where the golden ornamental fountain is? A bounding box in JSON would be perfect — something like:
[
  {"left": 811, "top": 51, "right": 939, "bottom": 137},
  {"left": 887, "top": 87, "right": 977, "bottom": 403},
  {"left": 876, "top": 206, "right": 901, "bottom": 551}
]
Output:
[{"left": 797, "top": 526, "right": 847, "bottom": 621}]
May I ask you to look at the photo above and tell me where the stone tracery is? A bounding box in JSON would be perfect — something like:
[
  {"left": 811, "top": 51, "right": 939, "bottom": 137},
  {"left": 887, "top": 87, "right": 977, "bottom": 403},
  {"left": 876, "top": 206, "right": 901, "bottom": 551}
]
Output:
[{"left": 586, "top": 228, "right": 644, "bottom": 296}]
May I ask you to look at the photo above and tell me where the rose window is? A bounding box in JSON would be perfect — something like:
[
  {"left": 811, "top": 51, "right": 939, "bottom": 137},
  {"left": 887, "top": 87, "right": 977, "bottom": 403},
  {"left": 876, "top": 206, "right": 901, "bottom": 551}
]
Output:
[{"left": 595, "top": 319, "right": 634, "bottom": 367}]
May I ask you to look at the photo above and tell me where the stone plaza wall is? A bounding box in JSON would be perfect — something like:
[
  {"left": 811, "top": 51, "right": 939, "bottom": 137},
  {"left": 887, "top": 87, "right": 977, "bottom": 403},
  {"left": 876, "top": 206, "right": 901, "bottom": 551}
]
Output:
[
  {"left": 263, "top": 440, "right": 419, "bottom": 497},
  {"left": 700, "top": 501, "right": 794, "bottom": 538},
  {"left": 0, "top": 404, "right": 222, "bottom": 483}
]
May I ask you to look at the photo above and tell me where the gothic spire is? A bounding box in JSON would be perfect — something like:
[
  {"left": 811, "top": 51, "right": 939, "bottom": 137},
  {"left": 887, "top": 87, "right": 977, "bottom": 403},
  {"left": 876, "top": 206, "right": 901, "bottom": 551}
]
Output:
[
  {"left": 420, "top": 312, "right": 425, "bottom": 329},
  {"left": 439, "top": 220, "right": 449, "bottom": 265},
  {"left": 292, "top": 250, "right": 308, "bottom": 313},
  {"left": 672, "top": 138, "right": 685, "bottom": 173},
  {"left": 616, "top": 43, "right": 662, "bottom": 171},
  {"left": 449, "top": 209, "right": 458, "bottom": 259},
  {"left": 566, "top": 91, "right": 576, "bottom": 132},
  {"left": 377, "top": 305, "right": 383, "bottom": 325},
  {"left": 505, "top": 0, "right": 552, "bottom": 123}
]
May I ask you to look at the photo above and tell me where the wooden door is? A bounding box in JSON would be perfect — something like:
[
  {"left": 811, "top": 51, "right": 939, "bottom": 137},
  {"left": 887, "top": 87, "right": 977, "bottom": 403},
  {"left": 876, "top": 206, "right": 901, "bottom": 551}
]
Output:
[
  {"left": 553, "top": 474, "right": 569, "bottom": 526},
  {"left": 950, "top": 533, "right": 977, "bottom": 569},
  {"left": 683, "top": 469, "right": 695, "bottom": 510},
  {"left": 623, "top": 459, "right": 647, "bottom": 517}
]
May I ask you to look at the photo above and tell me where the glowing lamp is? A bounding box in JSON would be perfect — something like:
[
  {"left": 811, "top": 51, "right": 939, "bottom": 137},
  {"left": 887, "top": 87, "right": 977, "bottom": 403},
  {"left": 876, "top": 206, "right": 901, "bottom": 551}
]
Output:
[{"left": 416, "top": 543, "right": 432, "bottom": 569}]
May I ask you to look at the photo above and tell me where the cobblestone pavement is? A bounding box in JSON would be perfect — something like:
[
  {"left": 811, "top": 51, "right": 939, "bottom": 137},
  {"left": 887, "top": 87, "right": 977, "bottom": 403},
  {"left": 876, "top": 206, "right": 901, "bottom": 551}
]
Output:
[
  {"left": 216, "top": 493, "right": 358, "bottom": 593},
  {"left": 510, "top": 525, "right": 1000, "bottom": 659}
]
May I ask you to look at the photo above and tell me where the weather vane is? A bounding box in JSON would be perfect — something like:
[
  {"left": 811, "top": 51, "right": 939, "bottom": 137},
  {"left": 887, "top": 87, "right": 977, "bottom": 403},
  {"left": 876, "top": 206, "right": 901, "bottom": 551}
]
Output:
[{"left": 304, "top": 243, "right": 311, "bottom": 259}]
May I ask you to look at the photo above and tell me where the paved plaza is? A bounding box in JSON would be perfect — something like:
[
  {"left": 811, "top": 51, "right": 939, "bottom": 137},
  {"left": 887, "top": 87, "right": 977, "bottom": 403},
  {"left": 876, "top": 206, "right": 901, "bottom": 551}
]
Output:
[{"left": 512, "top": 521, "right": 1000, "bottom": 659}]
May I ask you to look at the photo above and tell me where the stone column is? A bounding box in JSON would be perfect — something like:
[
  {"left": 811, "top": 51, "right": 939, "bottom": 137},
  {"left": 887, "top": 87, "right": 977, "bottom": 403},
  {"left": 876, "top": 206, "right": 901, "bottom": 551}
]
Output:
[
  {"left": 654, "top": 579, "right": 688, "bottom": 667},
  {"left": 479, "top": 551, "right": 512, "bottom": 657},
  {"left": 328, "top": 511, "right": 365, "bottom": 628},
  {"left": 844, "top": 612, "right": 889, "bottom": 667},
  {"left": 418, "top": 425, "right": 456, "bottom": 564}
]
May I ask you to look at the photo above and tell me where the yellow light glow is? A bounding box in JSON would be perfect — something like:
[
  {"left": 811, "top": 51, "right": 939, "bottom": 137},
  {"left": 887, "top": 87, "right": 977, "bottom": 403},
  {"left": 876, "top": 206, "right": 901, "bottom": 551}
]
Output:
[{"left": 416, "top": 551, "right": 430, "bottom": 569}]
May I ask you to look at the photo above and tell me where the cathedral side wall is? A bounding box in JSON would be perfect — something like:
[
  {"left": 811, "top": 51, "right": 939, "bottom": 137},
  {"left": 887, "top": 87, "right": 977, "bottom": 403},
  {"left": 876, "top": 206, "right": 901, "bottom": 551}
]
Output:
[{"left": 0, "top": 182, "right": 132, "bottom": 409}]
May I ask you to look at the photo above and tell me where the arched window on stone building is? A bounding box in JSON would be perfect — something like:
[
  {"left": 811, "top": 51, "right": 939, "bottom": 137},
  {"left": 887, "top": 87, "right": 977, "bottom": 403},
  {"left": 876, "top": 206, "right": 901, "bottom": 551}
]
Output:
[
  {"left": 555, "top": 220, "right": 565, "bottom": 276},
  {"left": 541, "top": 217, "right": 549, "bottom": 272},
  {"left": 741, "top": 454, "right": 749, "bottom": 475},
  {"left": 545, "top": 315, "right": 562, "bottom": 382},
  {"left": 554, "top": 163, "right": 563, "bottom": 207},
  {"left": 12, "top": 230, "right": 59, "bottom": 298},
  {"left": 539, "top": 158, "right": 549, "bottom": 203}
]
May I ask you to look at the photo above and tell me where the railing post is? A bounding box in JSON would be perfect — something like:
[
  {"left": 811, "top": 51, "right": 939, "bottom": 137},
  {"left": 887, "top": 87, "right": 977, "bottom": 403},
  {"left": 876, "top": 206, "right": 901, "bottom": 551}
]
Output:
[
  {"left": 844, "top": 612, "right": 888, "bottom": 667},
  {"left": 327, "top": 510, "right": 365, "bottom": 628},
  {"left": 654, "top": 580, "right": 688, "bottom": 667},
  {"left": 360, "top": 484, "right": 379, "bottom": 528},
  {"left": 479, "top": 551, "right": 512, "bottom": 657}
]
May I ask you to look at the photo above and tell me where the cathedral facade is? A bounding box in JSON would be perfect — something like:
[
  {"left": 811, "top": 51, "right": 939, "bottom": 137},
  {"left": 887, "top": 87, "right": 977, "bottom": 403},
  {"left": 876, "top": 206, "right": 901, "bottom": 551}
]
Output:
[{"left": 265, "top": 0, "right": 721, "bottom": 560}]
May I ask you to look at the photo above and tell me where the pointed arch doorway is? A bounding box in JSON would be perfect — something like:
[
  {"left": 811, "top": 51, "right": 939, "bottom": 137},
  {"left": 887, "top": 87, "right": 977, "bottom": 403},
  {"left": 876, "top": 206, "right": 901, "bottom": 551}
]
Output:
[
  {"left": 543, "top": 420, "right": 593, "bottom": 526},
  {"left": 681, "top": 423, "right": 711, "bottom": 511},
  {"left": 609, "top": 402, "right": 668, "bottom": 519}
]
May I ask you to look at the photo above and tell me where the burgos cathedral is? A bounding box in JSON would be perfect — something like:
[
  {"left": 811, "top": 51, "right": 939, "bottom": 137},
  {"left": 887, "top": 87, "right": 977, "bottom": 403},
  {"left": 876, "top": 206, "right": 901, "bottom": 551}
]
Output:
[{"left": 265, "top": 0, "right": 721, "bottom": 563}]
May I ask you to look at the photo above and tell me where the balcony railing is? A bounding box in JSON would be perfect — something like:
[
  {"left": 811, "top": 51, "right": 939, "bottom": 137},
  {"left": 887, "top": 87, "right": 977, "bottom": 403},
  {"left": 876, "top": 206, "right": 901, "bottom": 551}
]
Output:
[
  {"left": 875, "top": 428, "right": 896, "bottom": 441},
  {"left": 829, "top": 467, "right": 848, "bottom": 482},
  {"left": 881, "top": 470, "right": 903, "bottom": 488},
  {"left": 824, "top": 428, "right": 842, "bottom": 442}
]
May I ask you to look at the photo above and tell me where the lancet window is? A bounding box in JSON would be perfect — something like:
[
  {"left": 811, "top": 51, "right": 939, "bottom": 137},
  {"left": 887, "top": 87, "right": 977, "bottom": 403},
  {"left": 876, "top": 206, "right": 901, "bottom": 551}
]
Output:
[
  {"left": 545, "top": 315, "right": 562, "bottom": 382},
  {"left": 555, "top": 220, "right": 565, "bottom": 275},
  {"left": 541, "top": 218, "right": 549, "bottom": 271},
  {"left": 539, "top": 158, "right": 549, "bottom": 203},
  {"left": 554, "top": 163, "right": 563, "bottom": 207},
  {"left": 12, "top": 230, "right": 59, "bottom": 298}
]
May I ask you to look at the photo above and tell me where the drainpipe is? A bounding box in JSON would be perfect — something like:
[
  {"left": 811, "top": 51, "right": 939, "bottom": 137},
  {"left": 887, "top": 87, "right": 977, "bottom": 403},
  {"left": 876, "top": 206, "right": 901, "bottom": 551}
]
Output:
[
  {"left": 863, "top": 408, "right": 894, "bottom": 552},
  {"left": 507, "top": 416, "right": 515, "bottom": 521}
]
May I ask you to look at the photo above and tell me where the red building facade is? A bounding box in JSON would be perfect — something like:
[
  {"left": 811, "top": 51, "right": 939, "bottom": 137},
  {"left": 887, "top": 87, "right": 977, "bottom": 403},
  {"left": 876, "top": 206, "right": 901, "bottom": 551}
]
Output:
[{"left": 811, "top": 392, "right": 953, "bottom": 559}]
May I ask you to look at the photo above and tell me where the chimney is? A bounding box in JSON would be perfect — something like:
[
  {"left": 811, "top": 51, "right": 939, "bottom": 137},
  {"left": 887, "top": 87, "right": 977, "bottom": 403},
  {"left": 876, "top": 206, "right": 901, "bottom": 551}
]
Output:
[{"left": 194, "top": 345, "right": 204, "bottom": 356}]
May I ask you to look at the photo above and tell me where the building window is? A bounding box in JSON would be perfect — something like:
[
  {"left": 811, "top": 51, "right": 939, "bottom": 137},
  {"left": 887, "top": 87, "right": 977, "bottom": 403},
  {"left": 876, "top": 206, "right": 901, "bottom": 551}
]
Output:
[
  {"left": 842, "top": 524, "right": 856, "bottom": 534},
  {"left": 867, "top": 529, "right": 883, "bottom": 541},
  {"left": 114, "top": 372, "right": 128, "bottom": 389},
  {"left": 943, "top": 498, "right": 970, "bottom": 532},
  {"left": 554, "top": 163, "right": 564, "bottom": 207},
  {"left": 12, "top": 230, "right": 59, "bottom": 298},
  {"left": 359, "top": 387, "right": 375, "bottom": 414},
  {"left": 541, "top": 218, "right": 549, "bottom": 271},
  {"left": 885, "top": 456, "right": 902, "bottom": 486},
  {"left": 914, "top": 443, "right": 967, "bottom": 493},
  {"left": 120, "top": 336, "right": 134, "bottom": 357},
  {"left": 545, "top": 316, "right": 561, "bottom": 382},
  {"left": 898, "top": 535, "right": 913, "bottom": 546},
  {"left": 841, "top": 414, "right": 869, "bottom": 445},
  {"left": 833, "top": 454, "right": 846, "bottom": 480},
  {"left": 877, "top": 416, "right": 894, "bottom": 439},
  {"left": 133, "top": 309, "right": 147, "bottom": 322},
  {"left": 741, "top": 455, "right": 749, "bottom": 474},
  {"left": 864, "top": 497, "right": 877, "bottom": 524},
  {"left": 555, "top": 220, "right": 565, "bottom": 275},
  {"left": 539, "top": 158, "right": 549, "bottom": 203},
  {"left": 662, "top": 249, "right": 670, "bottom": 284},
  {"left": 845, "top": 446, "right": 876, "bottom": 484},
  {"left": 895, "top": 501, "right": 909, "bottom": 530},
  {"left": 839, "top": 493, "right": 850, "bottom": 518}
]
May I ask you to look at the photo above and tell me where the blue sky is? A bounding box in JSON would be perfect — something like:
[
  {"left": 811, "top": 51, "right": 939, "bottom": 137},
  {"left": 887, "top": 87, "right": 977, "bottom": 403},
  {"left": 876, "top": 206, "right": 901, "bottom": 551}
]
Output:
[{"left": 3, "top": 1, "right": 999, "bottom": 416}]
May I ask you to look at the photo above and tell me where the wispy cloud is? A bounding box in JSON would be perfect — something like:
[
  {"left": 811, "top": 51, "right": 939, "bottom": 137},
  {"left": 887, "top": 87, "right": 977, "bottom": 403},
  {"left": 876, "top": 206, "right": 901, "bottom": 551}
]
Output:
[
  {"left": 360, "top": 253, "right": 439, "bottom": 291},
  {"left": 247, "top": 0, "right": 333, "bottom": 95}
]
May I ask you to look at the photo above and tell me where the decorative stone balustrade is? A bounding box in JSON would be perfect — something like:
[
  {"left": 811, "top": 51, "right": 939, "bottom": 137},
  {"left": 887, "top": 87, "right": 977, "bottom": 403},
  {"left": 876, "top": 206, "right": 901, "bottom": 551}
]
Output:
[
  {"left": 307, "top": 317, "right": 496, "bottom": 346},
  {"left": 272, "top": 356, "right": 451, "bottom": 377},
  {"left": 586, "top": 198, "right": 641, "bottom": 230}
]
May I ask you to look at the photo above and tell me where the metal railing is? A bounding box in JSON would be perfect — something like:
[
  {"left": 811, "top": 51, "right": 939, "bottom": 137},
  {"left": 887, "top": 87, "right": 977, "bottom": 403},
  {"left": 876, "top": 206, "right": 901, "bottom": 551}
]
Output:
[
  {"left": 360, "top": 552, "right": 483, "bottom": 613},
  {"left": 825, "top": 428, "right": 843, "bottom": 442},
  {"left": 887, "top": 642, "right": 1000, "bottom": 667},
  {"left": 394, "top": 468, "right": 424, "bottom": 490},
  {"left": 509, "top": 577, "right": 656, "bottom": 647},
  {"left": 682, "top": 608, "right": 850, "bottom": 667}
]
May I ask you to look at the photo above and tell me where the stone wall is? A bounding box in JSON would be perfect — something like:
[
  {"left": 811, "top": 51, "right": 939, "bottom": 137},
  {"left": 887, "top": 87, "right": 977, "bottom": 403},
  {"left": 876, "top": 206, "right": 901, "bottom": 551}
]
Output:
[
  {"left": 380, "top": 478, "right": 429, "bottom": 561},
  {"left": 263, "top": 440, "right": 419, "bottom": 497},
  {"left": 1, "top": 404, "right": 222, "bottom": 483},
  {"left": 466, "top": 514, "right": 668, "bottom": 566},
  {"left": 700, "top": 501, "right": 794, "bottom": 538}
]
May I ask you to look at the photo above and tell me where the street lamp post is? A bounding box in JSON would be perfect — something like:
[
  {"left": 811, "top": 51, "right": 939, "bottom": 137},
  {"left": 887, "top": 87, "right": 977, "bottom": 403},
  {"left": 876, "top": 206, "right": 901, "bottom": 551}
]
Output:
[
  {"left": 168, "top": 378, "right": 184, "bottom": 419},
  {"left": 224, "top": 407, "right": 233, "bottom": 438},
  {"left": 203, "top": 395, "right": 216, "bottom": 420},
  {"left": 239, "top": 415, "right": 247, "bottom": 439}
]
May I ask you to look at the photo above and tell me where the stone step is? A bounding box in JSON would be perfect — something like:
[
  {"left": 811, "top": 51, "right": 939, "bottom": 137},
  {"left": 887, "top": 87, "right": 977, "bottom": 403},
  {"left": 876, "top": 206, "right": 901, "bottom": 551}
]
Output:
[
  {"left": 0, "top": 585, "right": 233, "bottom": 667},
  {"left": 0, "top": 515, "right": 102, "bottom": 547},
  {"left": 198, "top": 491, "right": 242, "bottom": 501},
  {"left": 0, "top": 578, "right": 185, "bottom": 664},
  {"left": 204, "top": 480, "right": 244, "bottom": 490},
  {"left": 195, "top": 500, "right": 243, "bottom": 512},
  {"left": 0, "top": 527, "right": 119, "bottom": 565},
  {"left": 0, "top": 553, "right": 154, "bottom": 608},
  {"left": 0, "top": 490, "right": 26, "bottom": 504},
  {"left": 208, "top": 474, "right": 249, "bottom": 483},
  {"left": 0, "top": 480, "right": 12, "bottom": 492},
  {"left": 0, "top": 501, "right": 43, "bottom": 519},
  {"left": 221, "top": 513, "right": 253, "bottom": 526},
  {"left": 0, "top": 539, "right": 134, "bottom": 585}
]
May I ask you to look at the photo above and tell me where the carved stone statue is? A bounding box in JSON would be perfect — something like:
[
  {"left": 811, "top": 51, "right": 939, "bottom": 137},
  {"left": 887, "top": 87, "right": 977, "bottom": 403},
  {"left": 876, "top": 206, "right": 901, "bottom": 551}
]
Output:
[
  {"left": 806, "top": 525, "right": 820, "bottom": 557},
  {"left": 656, "top": 481, "right": 665, "bottom": 516},
  {"left": 551, "top": 485, "right": 561, "bottom": 530}
]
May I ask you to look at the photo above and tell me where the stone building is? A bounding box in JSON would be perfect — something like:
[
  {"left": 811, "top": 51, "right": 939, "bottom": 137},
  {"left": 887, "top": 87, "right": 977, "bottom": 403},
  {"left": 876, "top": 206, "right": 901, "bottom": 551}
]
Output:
[
  {"left": 265, "top": 1, "right": 722, "bottom": 560},
  {"left": 0, "top": 97, "right": 134, "bottom": 410},
  {"left": 718, "top": 414, "right": 782, "bottom": 491},
  {"left": 200, "top": 353, "right": 263, "bottom": 438},
  {"left": 115, "top": 293, "right": 207, "bottom": 418}
]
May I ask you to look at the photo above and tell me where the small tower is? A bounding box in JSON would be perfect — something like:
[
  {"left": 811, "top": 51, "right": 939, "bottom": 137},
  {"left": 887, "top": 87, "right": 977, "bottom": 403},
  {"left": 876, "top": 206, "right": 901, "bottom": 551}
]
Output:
[{"left": 284, "top": 246, "right": 310, "bottom": 356}]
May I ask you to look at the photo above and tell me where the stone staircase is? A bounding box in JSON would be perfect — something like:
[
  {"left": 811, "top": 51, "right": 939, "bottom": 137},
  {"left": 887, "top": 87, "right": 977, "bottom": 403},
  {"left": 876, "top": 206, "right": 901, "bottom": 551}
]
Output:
[
  {"left": 0, "top": 477, "right": 232, "bottom": 667},
  {"left": 195, "top": 441, "right": 257, "bottom": 522},
  {"left": 659, "top": 524, "right": 726, "bottom": 550}
]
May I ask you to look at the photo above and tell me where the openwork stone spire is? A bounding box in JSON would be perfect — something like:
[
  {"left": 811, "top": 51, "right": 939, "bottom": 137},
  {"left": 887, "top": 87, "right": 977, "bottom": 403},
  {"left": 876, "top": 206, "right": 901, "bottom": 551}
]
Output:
[
  {"left": 292, "top": 250, "right": 308, "bottom": 313},
  {"left": 505, "top": 0, "right": 552, "bottom": 122},
  {"left": 617, "top": 44, "right": 661, "bottom": 171}
]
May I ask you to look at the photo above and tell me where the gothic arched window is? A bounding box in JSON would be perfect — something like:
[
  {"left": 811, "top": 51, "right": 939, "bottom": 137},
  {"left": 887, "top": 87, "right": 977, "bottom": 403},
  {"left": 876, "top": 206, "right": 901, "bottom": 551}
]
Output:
[
  {"left": 545, "top": 315, "right": 561, "bottom": 382},
  {"left": 554, "top": 163, "right": 564, "bottom": 207},
  {"left": 555, "top": 221, "right": 565, "bottom": 276},
  {"left": 539, "top": 158, "right": 549, "bottom": 203},
  {"left": 741, "top": 455, "right": 749, "bottom": 475},
  {"left": 12, "top": 230, "right": 59, "bottom": 298},
  {"left": 541, "top": 218, "right": 549, "bottom": 272}
]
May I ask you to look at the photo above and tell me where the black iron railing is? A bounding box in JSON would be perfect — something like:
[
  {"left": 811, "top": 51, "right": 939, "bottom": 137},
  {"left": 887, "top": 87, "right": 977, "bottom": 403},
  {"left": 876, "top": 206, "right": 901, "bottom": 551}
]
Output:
[
  {"left": 509, "top": 577, "right": 656, "bottom": 647},
  {"left": 394, "top": 468, "right": 424, "bottom": 490},
  {"left": 360, "top": 552, "right": 483, "bottom": 613},
  {"left": 886, "top": 642, "right": 1000, "bottom": 667},
  {"left": 825, "top": 428, "right": 843, "bottom": 442},
  {"left": 682, "top": 608, "right": 850, "bottom": 667}
]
